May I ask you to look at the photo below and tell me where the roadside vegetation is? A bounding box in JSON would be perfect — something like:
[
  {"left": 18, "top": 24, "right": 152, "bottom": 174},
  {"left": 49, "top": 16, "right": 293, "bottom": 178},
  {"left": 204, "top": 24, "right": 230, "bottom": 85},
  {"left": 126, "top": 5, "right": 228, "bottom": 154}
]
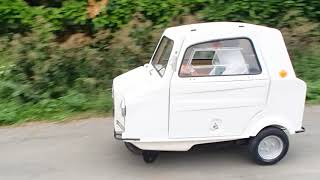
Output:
[{"left": 0, "top": 0, "right": 320, "bottom": 125}]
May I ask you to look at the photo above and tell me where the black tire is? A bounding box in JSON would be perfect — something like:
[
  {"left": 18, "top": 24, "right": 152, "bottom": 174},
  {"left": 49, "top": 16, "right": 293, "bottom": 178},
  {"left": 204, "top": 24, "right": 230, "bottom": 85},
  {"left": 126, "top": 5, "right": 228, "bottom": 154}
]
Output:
[
  {"left": 142, "top": 151, "right": 159, "bottom": 163},
  {"left": 124, "top": 142, "right": 142, "bottom": 155},
  {"left": 248, "top": 127, "right": 289, "bottom": 165}
]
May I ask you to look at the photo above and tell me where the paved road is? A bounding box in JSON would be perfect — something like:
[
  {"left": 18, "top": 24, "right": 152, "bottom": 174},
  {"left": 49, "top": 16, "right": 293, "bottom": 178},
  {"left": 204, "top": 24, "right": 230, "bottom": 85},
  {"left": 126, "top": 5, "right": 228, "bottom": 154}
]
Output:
[{"left": 0, "top": 107, "right": 319, "bottom": 180}]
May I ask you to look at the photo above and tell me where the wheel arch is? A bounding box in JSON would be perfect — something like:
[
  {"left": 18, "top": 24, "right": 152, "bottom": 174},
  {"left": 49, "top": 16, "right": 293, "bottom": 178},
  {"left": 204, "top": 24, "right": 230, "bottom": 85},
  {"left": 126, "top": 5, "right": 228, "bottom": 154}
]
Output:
[
  {"left": 256, "top": 125, "right": 289, "bottom": 136},
  {"left": 244, "top": 117, "right": 295, "bottom": 137}
]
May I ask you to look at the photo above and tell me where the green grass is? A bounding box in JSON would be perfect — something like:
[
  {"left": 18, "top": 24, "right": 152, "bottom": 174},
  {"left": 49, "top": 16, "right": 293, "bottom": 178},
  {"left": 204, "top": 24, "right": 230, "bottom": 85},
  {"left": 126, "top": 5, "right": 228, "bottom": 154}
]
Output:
[
  {"left": 292, "top": 46, "right": 320, "bottom": 103},
  {"left": 304, "top": 81, "right": 320, "bottom": 104},
  {"left": 0, "top": 91, "right": 113, "bottom": 126}
]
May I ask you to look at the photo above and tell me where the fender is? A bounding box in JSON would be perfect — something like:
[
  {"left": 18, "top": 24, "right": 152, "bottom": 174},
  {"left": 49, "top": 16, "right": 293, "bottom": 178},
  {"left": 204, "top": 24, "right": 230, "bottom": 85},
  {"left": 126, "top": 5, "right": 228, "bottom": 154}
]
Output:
[{"left": 244, "top": 116, "right": 295, "bottom": 137}]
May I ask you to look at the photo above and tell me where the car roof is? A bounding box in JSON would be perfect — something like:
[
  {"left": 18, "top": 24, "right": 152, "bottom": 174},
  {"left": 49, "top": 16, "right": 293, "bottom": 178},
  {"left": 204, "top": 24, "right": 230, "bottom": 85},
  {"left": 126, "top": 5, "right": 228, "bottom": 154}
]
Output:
[
  {"left": 164, "top": 22, "right": 296, "bottom": 79},
  {"left": 164, "top": 22, "right": 278, "bottom": 38}
]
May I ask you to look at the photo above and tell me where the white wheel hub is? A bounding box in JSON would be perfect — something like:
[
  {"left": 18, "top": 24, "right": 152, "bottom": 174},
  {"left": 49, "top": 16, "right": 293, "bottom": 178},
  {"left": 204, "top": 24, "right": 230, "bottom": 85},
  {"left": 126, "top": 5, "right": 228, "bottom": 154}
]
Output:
[{"left": 258, "top": 135, "right": 284, "bottom": 160}]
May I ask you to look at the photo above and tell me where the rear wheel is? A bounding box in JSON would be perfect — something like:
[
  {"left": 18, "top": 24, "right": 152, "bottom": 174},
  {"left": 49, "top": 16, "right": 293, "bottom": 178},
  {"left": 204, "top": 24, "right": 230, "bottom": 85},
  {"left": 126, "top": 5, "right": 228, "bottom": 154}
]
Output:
[{"left": 248, "top": 127, "right": 289, "bottom": 165}]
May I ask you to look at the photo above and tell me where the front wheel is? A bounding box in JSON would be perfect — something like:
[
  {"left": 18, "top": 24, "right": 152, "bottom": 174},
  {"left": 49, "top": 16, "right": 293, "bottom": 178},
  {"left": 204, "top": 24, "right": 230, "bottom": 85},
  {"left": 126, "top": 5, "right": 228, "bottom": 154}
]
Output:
[
  {"left": 248, "top": 127, "right": 289, "bottom": 165},
  {"left": 142, "top": 151, "right": 159, "bottom": 163}
]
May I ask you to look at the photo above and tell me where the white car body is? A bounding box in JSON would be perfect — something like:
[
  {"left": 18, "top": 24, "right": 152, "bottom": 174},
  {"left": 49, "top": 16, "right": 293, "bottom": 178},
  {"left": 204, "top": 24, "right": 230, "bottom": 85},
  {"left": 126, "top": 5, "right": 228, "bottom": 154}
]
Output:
[{"left": 112, "top": 22, "right": 306, "bottom": 151}]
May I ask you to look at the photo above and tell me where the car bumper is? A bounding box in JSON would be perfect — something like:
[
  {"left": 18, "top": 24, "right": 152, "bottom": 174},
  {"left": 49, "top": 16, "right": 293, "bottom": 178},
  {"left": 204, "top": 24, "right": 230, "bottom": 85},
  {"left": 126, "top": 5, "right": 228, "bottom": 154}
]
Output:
[
  {"left": 113, "top": 130, "right": 140, "bottom": 141},
  {"left": 114, "top": 130, "right": 122, "bottom": 140}
]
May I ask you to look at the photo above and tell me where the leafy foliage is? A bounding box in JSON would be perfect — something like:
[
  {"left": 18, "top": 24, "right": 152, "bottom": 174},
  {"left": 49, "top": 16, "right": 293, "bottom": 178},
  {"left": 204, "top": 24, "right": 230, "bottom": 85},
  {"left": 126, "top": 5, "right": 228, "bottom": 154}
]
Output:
[
  {"left": 0, "top": 0, "right": 320, "bottom": 125},
  {"left": 200, "top": 0, "right": 320, "bottom": 28},
  {"left": 137, "top": 0, "right": 185, "bottom": 25},
  {"left": 0, "top": 27, "right": 137, "bottom": 102},
  {"left": 292, "top": 47, "right": 320, "bottom": 102},
  {"left": 92, "top": 0, "right": 137, "bottom": 31},
  {"left": 1, "top": 0, "right": 320, "bottom": 34},
  {"left": 0, "top": 0, "right": 33, "bottom": 34}
]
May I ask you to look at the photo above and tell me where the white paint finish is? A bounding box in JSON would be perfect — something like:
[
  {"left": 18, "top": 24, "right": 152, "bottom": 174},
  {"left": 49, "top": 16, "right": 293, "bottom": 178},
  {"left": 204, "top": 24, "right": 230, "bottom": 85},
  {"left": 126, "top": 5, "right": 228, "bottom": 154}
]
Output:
[
  {"left": 131, "top": 136, "right": 240, "bottom": 151},
  {"left": 243, "top": 79, "right": 307, "bottom": 137},
  {"left": 112, "top": 66, "right": 153, "bottom": 133},
  {"left": 169, "top": 77, "right": 269, "bottom": 138},
  {"left": 256, "top": 28, "right": 296, "bottom": 79},
  {"left": 112, "top": 22, "right": 307, "bottom": 151},
  {"left": 113, "top": 35, "right": 185, "bottom": 139}
]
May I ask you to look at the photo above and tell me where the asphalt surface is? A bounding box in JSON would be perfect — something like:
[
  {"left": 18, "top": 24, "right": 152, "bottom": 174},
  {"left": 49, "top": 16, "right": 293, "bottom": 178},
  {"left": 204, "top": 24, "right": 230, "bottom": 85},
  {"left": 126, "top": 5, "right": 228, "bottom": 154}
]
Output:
[{"left": 0, "top": 106, "right": 319, "bottom": 180}]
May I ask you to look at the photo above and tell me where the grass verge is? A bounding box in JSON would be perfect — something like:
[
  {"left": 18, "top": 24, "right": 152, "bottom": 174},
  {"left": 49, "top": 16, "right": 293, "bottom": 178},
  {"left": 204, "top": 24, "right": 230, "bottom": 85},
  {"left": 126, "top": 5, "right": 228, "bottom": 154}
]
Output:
[{"left": 0, "top": 91, "right": 113, "bottom": 126}]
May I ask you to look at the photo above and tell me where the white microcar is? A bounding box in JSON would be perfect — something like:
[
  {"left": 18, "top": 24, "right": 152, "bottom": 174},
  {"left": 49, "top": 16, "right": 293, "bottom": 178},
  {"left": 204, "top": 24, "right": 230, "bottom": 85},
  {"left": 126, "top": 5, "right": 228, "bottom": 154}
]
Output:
[{"left": 112, "top": 22, "right": 307, "bottom": 165}]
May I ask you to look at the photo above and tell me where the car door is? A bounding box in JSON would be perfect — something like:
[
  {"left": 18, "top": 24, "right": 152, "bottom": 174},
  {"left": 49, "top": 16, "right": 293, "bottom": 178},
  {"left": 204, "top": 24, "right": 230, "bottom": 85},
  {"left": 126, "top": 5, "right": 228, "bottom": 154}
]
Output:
[{"left": 169, "top": 38, "right": 269, "bottom": 139}]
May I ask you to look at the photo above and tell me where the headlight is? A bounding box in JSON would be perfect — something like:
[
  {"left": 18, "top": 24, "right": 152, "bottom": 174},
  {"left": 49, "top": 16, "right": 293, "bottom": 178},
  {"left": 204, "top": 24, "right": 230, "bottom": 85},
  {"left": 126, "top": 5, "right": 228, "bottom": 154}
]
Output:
[{"left": 120, "top": 99, "right": 126, "bottom": 117}]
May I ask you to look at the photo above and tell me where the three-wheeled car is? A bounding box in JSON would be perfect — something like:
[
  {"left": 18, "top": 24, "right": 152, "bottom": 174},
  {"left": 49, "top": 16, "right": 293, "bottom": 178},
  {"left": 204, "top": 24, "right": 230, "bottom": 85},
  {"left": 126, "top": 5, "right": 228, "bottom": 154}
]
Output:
[{"left": 112, "top": 22, "right": 307, "bottom": 165}]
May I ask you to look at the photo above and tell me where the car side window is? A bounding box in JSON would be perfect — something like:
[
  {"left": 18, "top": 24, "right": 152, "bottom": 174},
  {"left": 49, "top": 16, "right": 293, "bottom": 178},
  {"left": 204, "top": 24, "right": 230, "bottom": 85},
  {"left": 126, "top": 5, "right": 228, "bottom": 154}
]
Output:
[
  {"left": 151, "top": 36, "right": 174, "bottom": 77},
  {"left": 179, "top": 38, "right": 261, "bottom": 77}
]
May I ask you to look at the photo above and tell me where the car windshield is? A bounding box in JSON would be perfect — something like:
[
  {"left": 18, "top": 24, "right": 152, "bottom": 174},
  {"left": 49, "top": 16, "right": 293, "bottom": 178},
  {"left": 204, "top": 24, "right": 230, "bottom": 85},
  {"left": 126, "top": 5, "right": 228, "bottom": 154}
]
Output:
[{"left": 151, "top": 36, "right": 174, "bottom": 77}]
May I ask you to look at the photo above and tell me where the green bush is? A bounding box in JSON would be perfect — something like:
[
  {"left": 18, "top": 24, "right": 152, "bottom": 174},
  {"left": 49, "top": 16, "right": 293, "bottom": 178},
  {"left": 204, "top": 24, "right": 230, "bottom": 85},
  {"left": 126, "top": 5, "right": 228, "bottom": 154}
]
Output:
[
  {"left": 305, "top": 81, "right": 320, "bottom": 102},
  {"left": 0, "top": 0, "right": 33, "bottom": 34},
  {"left": 0, "top": 0, "right": 320, "bottom": 125},
  {"left": 1, "top": 29, "right": 137, "bottom": 102},
  {"left": 2, "top": 0, "right": 319, "bottom": 34},
  {"left": 93, "top": 0, "right": 137, "bottom": 31},
  {"left": 137, "top": 0, "right": 185, "bottom": 25},
  {"left": 291, "top": 47, "right": 320, "bottom": 102},
  {"left": 200, "top": 0, "right": 306, "bottom": 27},
  {"left": 293, "top": 47, "right": 320, "bottom": 82}
]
